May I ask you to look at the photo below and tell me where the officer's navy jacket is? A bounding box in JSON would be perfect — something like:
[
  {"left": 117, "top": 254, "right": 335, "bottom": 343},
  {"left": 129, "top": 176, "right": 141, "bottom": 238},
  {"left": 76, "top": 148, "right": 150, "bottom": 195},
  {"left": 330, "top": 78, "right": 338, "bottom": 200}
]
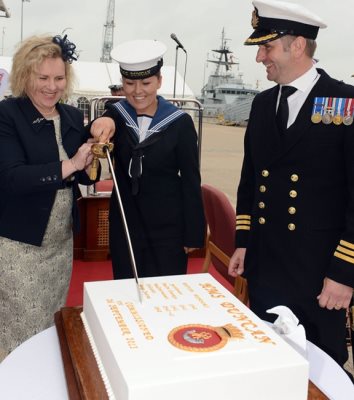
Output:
[{"left": 236, "top": 69, "right": 354, "bottom": 297}]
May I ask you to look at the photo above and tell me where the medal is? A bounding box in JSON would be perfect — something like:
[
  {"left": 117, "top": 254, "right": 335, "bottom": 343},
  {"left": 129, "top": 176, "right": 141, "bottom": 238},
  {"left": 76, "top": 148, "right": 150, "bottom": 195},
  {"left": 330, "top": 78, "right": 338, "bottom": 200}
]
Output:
[
  {"left": 322, "top": 113, "right": 332, "bottom": 124},
  {"left": 343, "top": 115, "right": 353, "bottom": 126},
  {"left": 332, "top": 98, "right": 344, "bottom": 125},
  {"left": 311, "top": 113, "right": 322, "bottom": 123},
  {"left": 311, "top": 97, "right": 324, "bottom": 124},
  {"left": 333, "top": 114, "right": 342, "bottom": 125},
  {"left": 322, "top": 97, "right": 333, "bottom": 124},
  {"left": 343, "top": 98, "right": 354, "bottom": 126}
]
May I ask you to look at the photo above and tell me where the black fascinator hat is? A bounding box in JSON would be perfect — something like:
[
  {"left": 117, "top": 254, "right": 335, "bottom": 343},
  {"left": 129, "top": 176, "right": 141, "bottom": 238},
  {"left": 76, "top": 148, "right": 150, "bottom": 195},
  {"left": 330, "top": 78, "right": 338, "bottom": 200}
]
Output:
[{"left": 52, "top": 34, "right": 78, "bottom": 63}]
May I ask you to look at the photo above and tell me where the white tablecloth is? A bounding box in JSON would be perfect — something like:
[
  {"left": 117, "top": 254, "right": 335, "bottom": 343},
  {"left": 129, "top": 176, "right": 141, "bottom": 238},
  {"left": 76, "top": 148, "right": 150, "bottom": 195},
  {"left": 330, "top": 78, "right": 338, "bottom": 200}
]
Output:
[
  {"left": 0, "top": 326, "right": 353, "bottom": 400},
  {"left": 306, "top": 340, "right": 354, "bottom": 399},
  {"left": 0, "top": 327, "right": 69, "bottom": 400}
]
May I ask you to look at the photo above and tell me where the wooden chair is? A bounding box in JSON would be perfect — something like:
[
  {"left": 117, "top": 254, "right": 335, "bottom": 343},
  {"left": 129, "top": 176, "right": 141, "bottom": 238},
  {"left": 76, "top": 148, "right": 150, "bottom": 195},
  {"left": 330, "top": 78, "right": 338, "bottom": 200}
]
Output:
[
  {"left": 347, "top": 300, "right": 354, "bottom": 363},
  {"left": 94, "top": 179, "right": 114, "bottom": 192},
  {"left": 201, "top": 184, "right": 248, "bottom": 305}
]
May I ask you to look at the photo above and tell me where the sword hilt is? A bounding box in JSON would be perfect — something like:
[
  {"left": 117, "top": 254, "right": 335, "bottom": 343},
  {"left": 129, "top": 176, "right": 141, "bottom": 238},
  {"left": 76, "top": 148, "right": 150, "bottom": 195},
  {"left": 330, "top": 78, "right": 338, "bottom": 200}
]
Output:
[
  {"left": 91, "top": 142, "right": 114, "bottom": 158},
  {"left": 90, "top": 143, "right": 114, "bottom": 181},
  {"left": 89, "top": 156, "right": 100, "bottom": 180}
]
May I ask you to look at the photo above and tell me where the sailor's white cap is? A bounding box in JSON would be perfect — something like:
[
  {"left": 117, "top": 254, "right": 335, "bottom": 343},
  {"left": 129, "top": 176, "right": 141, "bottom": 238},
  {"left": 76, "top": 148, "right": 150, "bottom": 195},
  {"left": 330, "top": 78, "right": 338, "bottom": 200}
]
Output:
[
  {"left": 111, "top": 39, "right": 167, "bottom": 79},
  {"left": 108, "top": 83, "right": 123, "bottom": 90},
  {"left": 245, "top": 0, "right": 327, "bottom": 45}
]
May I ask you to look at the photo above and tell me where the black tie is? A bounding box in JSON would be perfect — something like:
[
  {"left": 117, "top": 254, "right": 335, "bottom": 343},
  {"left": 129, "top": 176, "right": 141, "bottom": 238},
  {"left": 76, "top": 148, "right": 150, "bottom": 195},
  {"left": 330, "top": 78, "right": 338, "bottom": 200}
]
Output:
[{"left": 276, "top": 86, "right": 297, "bottom": 132}]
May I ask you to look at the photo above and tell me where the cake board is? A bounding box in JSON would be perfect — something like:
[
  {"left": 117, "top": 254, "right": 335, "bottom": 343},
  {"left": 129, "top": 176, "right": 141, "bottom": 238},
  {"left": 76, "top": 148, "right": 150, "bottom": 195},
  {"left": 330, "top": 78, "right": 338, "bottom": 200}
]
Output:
[{"left": 54, "top": 307, "right": 108, "bottom": 400}]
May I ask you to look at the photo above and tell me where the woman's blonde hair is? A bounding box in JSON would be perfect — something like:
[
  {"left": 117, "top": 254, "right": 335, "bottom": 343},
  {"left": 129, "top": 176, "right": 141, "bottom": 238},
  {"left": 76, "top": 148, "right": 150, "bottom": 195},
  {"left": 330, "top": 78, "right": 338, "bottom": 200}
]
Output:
[{"left": 10, "top": 35, "right": 76, "bottom": 101}]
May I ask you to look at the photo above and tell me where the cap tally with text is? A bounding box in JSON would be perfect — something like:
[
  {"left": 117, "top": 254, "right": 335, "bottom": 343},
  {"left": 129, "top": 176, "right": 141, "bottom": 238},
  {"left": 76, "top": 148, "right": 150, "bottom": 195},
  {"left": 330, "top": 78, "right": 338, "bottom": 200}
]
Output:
[
  {"left": 245, "top": 0, "right": 327, "bottom": 46},
  {"left": 111, "top": 39, "right": 167, "bottom": 80}
]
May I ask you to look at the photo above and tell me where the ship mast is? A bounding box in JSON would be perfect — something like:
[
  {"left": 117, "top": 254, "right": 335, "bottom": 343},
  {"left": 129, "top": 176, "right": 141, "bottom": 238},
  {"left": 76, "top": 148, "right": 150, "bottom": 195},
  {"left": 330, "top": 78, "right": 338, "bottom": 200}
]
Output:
[
  {"left": 208, "top": 27, "right": 238, "bottom": 76},
  {"left": 100, "top": 0, "right": 115, "bottom": 63}
]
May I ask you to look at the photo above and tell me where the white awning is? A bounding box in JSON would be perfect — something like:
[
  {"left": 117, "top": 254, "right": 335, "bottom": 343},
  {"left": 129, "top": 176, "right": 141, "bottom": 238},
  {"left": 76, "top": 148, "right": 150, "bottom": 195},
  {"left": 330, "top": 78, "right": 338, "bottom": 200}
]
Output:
[{"left": 0, "top": 56, "right": 195, "bottom": 99}]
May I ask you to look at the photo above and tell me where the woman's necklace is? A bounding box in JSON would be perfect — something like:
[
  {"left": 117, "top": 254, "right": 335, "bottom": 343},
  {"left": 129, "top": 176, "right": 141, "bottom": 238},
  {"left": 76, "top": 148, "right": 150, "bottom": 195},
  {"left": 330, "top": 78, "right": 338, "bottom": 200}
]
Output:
[{"left": 41, "top": 106, "right": 56, "bottom": 117}]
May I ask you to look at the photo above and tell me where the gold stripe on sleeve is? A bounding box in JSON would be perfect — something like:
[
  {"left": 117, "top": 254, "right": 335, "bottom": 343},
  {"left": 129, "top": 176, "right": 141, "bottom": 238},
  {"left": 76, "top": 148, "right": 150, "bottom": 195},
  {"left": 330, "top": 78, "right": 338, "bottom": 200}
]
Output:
[
  {"left": 334, "top": 251, "right": 354, "bottom": 264},
  {"left": 339, "top": 240, "right": 354, "bottom": 250},
  {"left": 236, "top": 215, "right": 251, "bottom": 220},
  {"left": 336, "top": 245, "right": 354, "bottom": 258},
  {"left": 236, "top": 219, "right": 251, "bottom": 226},
  {"left": 236, "top": 215, "right": 251, "bottom": 231},
  {"left": 236, "top": 226, "right": 251, "bottom": 231}
]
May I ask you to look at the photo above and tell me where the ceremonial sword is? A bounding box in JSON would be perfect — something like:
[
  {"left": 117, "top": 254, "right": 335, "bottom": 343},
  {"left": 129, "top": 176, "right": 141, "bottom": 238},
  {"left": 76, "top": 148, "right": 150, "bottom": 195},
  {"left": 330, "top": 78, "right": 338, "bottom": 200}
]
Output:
[{"left": 91, "top": 143, "right": 143, "bottom": 303}]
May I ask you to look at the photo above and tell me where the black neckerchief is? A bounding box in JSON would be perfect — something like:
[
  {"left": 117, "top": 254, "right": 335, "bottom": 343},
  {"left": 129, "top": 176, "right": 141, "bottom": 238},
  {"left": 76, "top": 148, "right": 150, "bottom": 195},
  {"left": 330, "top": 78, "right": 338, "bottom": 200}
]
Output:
[{"left": 113, "top": 96, "right": 185, "bottom": 195}]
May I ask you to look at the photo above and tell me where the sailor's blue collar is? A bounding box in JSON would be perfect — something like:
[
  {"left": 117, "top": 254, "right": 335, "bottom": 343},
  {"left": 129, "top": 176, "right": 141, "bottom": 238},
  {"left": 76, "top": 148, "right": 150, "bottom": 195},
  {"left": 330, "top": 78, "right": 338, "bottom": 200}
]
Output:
[{"left": 113, "top": 96, "right": 185, "bottom": 142}]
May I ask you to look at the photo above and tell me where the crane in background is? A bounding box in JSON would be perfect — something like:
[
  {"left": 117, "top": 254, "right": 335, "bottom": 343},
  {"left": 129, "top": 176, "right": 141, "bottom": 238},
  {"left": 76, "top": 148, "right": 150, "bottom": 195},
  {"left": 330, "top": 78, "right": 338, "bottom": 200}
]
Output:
[{"left": 100, "top": 0, "right": 115, "bottom": 63}]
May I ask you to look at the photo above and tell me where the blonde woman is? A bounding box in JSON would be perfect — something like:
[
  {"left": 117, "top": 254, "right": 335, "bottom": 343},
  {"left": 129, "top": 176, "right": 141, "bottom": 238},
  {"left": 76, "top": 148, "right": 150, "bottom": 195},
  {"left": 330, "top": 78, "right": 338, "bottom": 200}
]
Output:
[{"left": 0, "top": 34, "right": 98, "bottom": 360}]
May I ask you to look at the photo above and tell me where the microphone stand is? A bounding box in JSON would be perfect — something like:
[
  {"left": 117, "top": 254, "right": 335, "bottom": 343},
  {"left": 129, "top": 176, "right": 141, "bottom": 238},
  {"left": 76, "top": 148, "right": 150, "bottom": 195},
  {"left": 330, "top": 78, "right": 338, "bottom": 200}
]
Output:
[{"left": 173, "top": 44, "right": 180, "bottom": 98}]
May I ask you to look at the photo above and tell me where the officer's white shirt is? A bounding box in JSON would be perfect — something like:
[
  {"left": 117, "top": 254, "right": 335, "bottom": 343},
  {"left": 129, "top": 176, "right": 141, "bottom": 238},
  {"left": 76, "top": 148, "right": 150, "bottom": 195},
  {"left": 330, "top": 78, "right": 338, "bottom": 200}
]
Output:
[{"left": 277, "top": 65, "right": 320, "bottom": 129}]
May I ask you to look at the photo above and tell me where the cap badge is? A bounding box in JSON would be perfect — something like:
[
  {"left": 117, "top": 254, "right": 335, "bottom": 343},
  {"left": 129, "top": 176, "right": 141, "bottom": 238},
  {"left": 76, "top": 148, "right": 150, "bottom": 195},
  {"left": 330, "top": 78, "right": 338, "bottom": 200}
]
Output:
[{"left": 251, "top": 8, "right": 260, "bottom": 29}]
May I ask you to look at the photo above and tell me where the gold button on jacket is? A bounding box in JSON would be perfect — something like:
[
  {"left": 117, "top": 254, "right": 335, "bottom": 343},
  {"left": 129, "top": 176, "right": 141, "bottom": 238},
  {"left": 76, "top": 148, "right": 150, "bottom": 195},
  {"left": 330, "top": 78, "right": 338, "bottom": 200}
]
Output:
[{"left": 288, "top": 223, "right": 296, "bottom": 231}]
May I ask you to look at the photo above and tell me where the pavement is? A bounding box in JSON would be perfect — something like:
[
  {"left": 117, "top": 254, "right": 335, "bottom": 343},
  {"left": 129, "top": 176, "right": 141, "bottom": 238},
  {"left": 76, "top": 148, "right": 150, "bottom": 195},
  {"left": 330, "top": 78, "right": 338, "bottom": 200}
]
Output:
[{"left": 200, "top": 122, "right": 245, "bottom": 207}]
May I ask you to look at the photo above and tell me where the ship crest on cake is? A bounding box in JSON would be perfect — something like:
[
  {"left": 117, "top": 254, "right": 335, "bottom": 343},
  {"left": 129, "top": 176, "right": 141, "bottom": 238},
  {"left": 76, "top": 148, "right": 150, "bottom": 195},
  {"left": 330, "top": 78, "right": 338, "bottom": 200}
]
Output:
[{"left": 168, "top": 323, "right": 244, "bottom": 352}]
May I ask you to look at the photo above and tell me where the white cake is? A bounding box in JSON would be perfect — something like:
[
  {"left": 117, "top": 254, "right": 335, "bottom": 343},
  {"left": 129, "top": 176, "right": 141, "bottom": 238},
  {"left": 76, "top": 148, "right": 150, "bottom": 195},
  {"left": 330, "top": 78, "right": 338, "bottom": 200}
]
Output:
[{"left": 82, "top": 273, "right": 309, "bottom": 400}]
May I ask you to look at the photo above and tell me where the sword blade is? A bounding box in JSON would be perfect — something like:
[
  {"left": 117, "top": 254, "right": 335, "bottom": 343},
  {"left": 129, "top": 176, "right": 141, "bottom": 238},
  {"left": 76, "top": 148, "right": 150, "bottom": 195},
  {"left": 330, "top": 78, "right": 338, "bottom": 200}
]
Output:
[{"left": 104, "top": 147, "right": 143, "bottom": 303}]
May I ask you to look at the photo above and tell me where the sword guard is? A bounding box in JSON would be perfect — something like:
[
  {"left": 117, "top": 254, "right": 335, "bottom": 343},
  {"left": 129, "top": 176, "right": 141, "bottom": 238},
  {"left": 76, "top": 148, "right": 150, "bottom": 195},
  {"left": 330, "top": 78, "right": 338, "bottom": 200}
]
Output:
[{"left": 92, "top": 142, "right": 114, "bottom": 158}]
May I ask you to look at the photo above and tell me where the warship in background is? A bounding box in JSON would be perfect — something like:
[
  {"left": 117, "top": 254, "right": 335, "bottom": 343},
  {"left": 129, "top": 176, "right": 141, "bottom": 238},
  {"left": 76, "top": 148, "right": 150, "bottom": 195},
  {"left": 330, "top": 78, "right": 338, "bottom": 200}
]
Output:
[{"left": 198, "top": 29, "right": 259, "bottom": 126}]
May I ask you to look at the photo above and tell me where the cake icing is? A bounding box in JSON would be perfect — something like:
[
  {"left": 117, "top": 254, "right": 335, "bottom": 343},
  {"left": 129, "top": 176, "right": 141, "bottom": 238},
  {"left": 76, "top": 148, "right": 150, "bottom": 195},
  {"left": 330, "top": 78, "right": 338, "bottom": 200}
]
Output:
[{"left": 82, "top": 273, "right": 309, "bottom": 400}]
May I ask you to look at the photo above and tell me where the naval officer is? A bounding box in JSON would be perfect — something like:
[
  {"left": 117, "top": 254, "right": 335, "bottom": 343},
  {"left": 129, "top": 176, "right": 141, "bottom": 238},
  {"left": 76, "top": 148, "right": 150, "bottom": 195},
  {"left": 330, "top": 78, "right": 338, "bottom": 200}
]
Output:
[{"left": 228, "top": 0, "right": 354, "bottom": 371}]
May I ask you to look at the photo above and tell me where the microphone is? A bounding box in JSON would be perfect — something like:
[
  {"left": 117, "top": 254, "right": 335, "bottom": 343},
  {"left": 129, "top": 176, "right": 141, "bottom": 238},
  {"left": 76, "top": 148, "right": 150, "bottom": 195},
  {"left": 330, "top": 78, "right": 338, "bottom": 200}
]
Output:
[{"left": 170, "top": 33, "right": 186, "bottom": 52}]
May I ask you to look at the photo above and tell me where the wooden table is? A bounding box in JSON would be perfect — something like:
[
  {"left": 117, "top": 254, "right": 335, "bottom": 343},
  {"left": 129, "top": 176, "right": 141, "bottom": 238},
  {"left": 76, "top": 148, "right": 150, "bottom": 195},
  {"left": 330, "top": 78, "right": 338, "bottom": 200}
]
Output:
[{"left": 74, "top": 192, "right": 111, "bottom": 262}]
